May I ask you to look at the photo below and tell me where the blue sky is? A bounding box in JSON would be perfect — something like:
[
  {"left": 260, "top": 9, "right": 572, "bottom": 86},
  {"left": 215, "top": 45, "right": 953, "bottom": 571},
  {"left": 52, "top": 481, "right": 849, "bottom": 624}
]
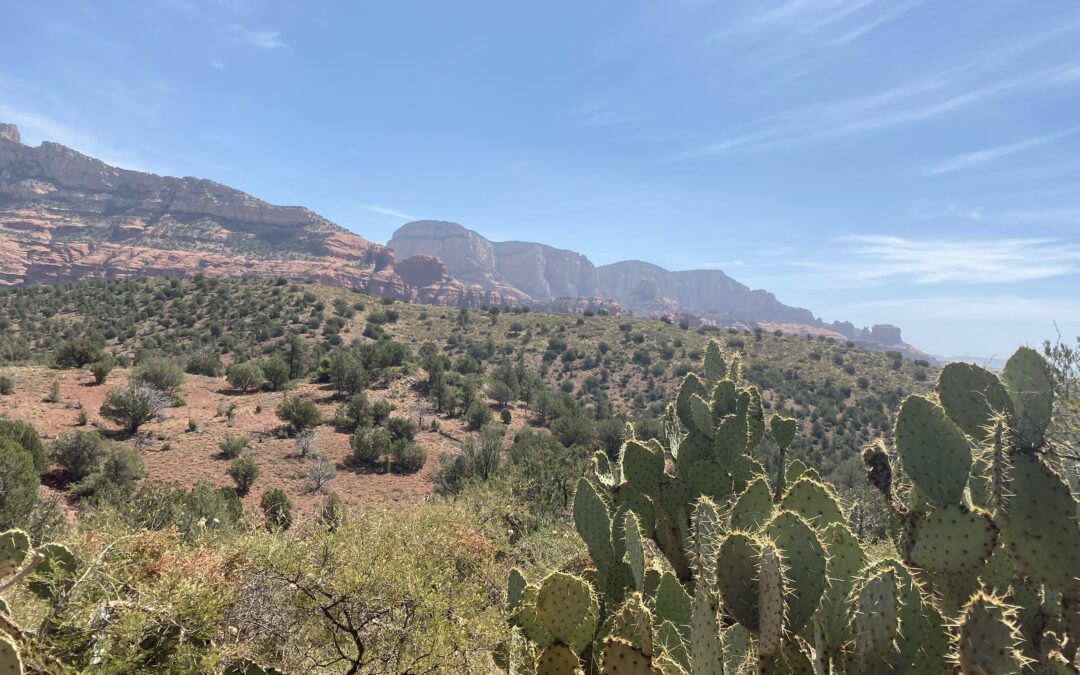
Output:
[{"left": 2, "top": 1, "right": 1079, "bottom": 358}]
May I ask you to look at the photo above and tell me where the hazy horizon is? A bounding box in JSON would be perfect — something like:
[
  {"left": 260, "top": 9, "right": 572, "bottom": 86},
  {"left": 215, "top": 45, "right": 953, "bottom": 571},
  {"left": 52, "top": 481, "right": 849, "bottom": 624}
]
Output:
[{"left": 3, "top": 0, "right": 1079, "bottom": 356}]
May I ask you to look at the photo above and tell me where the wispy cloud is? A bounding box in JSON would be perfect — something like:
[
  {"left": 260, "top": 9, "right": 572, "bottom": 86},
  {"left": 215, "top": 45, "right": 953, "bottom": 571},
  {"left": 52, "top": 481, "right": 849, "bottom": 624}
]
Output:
[
  {"left": 837, "top": 294, "right": 1080, "bottom": 322},
  {"left": 923, "top": 125, "right": 1080, "bottom": 175},
  {"left": 795, "top": 235, "right": 1080, "bottom": 286},
  {"left": 358, "top": 204, "right": 419, "bottom": 221},
  {"left": 681, "top": 19, "right": 1080, "bottom": 158},
  {"left": 229, "top": 25, "right": 286, "bottom": 49},
  {"left": 719, "top": 0, "right": 923, "bottom": 45}
]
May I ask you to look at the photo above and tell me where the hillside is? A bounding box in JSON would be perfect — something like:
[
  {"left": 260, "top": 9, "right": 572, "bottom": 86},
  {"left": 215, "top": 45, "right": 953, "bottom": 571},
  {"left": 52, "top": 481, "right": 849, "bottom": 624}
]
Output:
[{"left": 0, "top": 276, "right": 934, "bottom": 518}]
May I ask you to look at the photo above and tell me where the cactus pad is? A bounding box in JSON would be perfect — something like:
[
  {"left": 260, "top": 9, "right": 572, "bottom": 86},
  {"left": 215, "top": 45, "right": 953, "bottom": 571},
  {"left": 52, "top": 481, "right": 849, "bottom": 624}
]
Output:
[
  {"left": 853, "top": 567, "right": 899, "bottom": 672},
  {"left": 687, "top": 460, "right": 733, "bottom": 502},
  {"left": 574, "top": 478, "right": 615, "bottom": 572},
  {"left": 937, "top": 361, "right": 1014, "bottom": 441},
  {"left": 27, "top": 543, "right": 76, "bottom": 600},
  {"left": 621, "top": 441, "right": 664, "bottom": 495},
  {"left": 611, "top": 593, "right": 654, "bottom": 658},
  {"left": 600, "top": 637, "right": 662, "bottom": 675},
  {"left": 895, "top": 395, "right": 972, "bottom": 506},
  {"left": 0, "top": 634, "right": 23, "bottom": 675},
  {"left": 957, "top": 593, "right": 1027, "bottom": 675},
  {"left": 1001, "top": 346, "right": 1054, "bottom": 449},
  {"left": 766, "top": 511, "right": 826, "bottom": 633},
  {"left": 910, "top": 504, "right": 998, "bottom": 574},
  {"left": 730, "top": 477, "right": 773, "bottom": 531},
  {"left": 624, "top": 513, "right": 646, "bottom": 592},
  {"left": 0, "top": 530, "right": 30, "bottom": 584},
  {"left": 514, "top": 585, "right": 553, "bottom": 646},
  {"left": 770, "top": 415, "right": 798, "bottom": 450},
  {"left": 1000, "top": 453, "right": 1080, "bottom": 592},
  {"left": 780, "top": 478, "right": 844, "bottom": 528},
  {"left": 537, "top": 642, "right": 584, "bottom": 675},
  {"left": 613, "top": 484, "right": 655, "bottom": 536},
  {"left": 676, "top": 374, "right": 707, "bottom": 430},
  {"left": 690, "top": 584, "right": 722, "bottom": 675},
  {"left": 653, "top": 571, "right": 692, "bottom": 640},
  {"left": 758, "top": 543, "right": 786, "bottom": 662},
  {"left": 536, "top": 572, "right": 600, "bottom": 654},
  {"left": 507, "top": 568, "right": 526, "bottom": 612},
  {"left": 704, "top": 340, "right": 726, "bottom": 385},
  {"left": 716, "top": 532, "right": 762, "bottom": 632},
  {"left": 594, "top": 451, "right": 620, "bottom": 488},
  {"left": 815, "top": 523, "right": 866, "bottom": 649}
]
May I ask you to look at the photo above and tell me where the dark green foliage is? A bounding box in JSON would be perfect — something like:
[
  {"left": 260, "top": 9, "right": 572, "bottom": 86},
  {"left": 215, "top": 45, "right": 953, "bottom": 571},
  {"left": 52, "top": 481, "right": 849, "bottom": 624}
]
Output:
[
  {"left": 218, "top": 435, "right": 250, "bottom": 460},
  {"left": 391, "top": 439, "right": 426, "bottom": 474},
  {"left": 386, "top": 416, "right": 419, "bottom": 442},
  {"left": 260, "top": 488, "right": 293, "bottom": 529},
  {"left": 466, "top": 400, "right": 493, "bottom": 431},
  {"left": 186, "top": 351, "right": 224, "bottom": 377},
  {"left": 432, "top": 423, "right": 504, "bottom": 496},
  {"left": 350, "top": 427, "right": 390, "bottom": 468},
  {"left": 276, "top": 396, "right": 322, "bottom": 432},
  {"left": 227, "top": 456, "right": 260, "bottom": 494},
  {"left": 335, "top": 392, "right": 372, "bottom": 430},
  {"left": 88, "top": 355, "right": 116, "bottom": 385},
  {"left": 0, "top": 435, "right": 38, "bottom": 528},
  {"left": 100, "top": 384, "right": 170, "bottom": 433},
  {"left": 227, "top": 361, "right": 265, "bottom": 393},
  {"left": 54, "top": 337, "right": 104, "bottom": 369},
  {"left": 0, "top": 373, "right": 13, "bottom": 395},
  {"left": 51, "top": 430, "right": 106, "bottom": 480},
  {"left": 132, "top": 355, "right": 185, "bottom": 396},
  {"left": 72, "top": 444, "right": 146, "bottom": 499},
  {"left": 261, "top": 357, "right": 290, "bottom": 391},
  {"left": 0, "top": 419, "right": 48, "bottom": 475}
]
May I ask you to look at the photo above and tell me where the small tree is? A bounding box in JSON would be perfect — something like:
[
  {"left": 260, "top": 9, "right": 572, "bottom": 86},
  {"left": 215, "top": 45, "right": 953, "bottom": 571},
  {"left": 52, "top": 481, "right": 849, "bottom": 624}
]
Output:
[
  {"left": 262, "top": 357, "right": 290, "bottom": 391},
  {"left": 227, "top": 456, "right": 260, "bottom": 495},
  {"left": 89, "top": 356, "right": 116, "bottom": 385},
  {"left": 54, "top": 337, "right": 103, "bottom": 369},
  {"left": 276, "top": 396, "right": 322, "bottom": 433},
  {"left": 100, "top": 384, "right": 170, "bottom": 433},
  {"left": 386, "top": 416, "right": 419, "bottom": 442},
  {"left": 295, "top": 430, "right": 317, "bottom": 458},
  {"left": 317, "top": 491, "right": 347, "bottom": 530},
  {"left": 51, "top": 430, "right": 106, "bottom": 480},
  {"left": 260, "top": 488, "right": 293, "bottom": 529},
  {"left": 336, "top": 392, "right": 372, "bottom": 430},
  {"left": 466, "top": 400, "right": 493, "bottom": 431},
  {"left": 132, "top": 356, "right": 185, "bottom": 397},
  {"left": 227, "top": 361, "right": 265, "bottom": 393},
  {"left": 305, "top": 455, "right": 336, "bottom": 493},
  {"left": 0, "top": 374, "right": 13, "bottom": 395}
]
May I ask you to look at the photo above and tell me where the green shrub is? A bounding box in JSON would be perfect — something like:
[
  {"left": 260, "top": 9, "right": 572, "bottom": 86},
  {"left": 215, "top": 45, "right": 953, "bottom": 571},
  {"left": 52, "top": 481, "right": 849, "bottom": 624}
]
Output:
[
  {"left": 227, "top": 361, "right": 265, "bottom": 393},
  {"left": 336, "top": 392, "right": 372, "bottom": 430},
  {"left": 0, "top": 373, "right": 14, "bottom": 395},
  {"left": 89, "top": 356, "right": 116, "bottom": 385},
  {"left": 100, "top": 384, "right": 170, "bottom": 433},
  {"left": 73, "top": 444, "right": 146, "bottom": 498},
  {"left": 0, "top": 419, "right": 48, "bottom": 475},
  {"left": 132, "top": 355, "right": 185, "bottom": 396},
  {"left": 260, "top": 488, "right": 293, "bottom": 529},
  {"left": 276, "top": 396, "right": 322, "bottom": 432},
  {"left": 386, "top": 416, "right": 419, "bottom": 442},
  {"left": 0, "top": 435, "right": 38, "bottom": 529},
  {"left": 51, "top": 430, "right": 106, "bottom": 480},
  {"left": 371, "top": 399, "right": 392, "bottom": 426},
  {"left": 466, "top": 400, "right": 492, "bottom": 431},
  {"left": 218, "top": 434, "right": 250, "bottom": 459},
  {"left": 227, "top": 456, "right": 261, "bottom": 495},
  {"left": 391, "top": 439, "right": 426, "bottom": 474},
  {"left": 186, "top": 351, "right": 224, "bottom": 377},
  {"left": 500, "top": 408, "right": 512, "bottom": 425},
  {"left": 349, "top": 427, "right": 390, "bottom": 468}
]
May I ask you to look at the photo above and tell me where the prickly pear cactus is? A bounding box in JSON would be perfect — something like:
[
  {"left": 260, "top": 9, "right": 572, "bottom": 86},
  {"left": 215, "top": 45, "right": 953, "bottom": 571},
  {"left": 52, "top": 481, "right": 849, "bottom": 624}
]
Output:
[{"left": 0, "top": 633, "right": 24, "bottom": 675}]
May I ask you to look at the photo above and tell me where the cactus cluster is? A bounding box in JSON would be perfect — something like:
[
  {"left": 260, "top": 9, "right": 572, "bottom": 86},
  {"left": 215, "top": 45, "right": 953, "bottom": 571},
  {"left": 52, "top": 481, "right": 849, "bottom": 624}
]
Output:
[
  {"left": 506, "top": 341, "right": 1080, "bottom": 674},
  {"left": 0, "top": 528, "right": 78, "bottom": 675}
]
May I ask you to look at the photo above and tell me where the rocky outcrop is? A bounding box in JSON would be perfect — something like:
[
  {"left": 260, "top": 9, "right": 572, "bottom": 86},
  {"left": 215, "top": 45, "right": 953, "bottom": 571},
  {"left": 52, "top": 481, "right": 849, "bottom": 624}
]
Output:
[
  {"left": 388, "top": 220, "right": 598, "bottom": 302},
  {"left": 596, "top": 260, "right": 818, "bottom": 324},
  {"left": 0, "top": 124, "right": 527, "bottom": 309},
  {"left": 0, "top": 124, "right": 18, "bottom": 144}
]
